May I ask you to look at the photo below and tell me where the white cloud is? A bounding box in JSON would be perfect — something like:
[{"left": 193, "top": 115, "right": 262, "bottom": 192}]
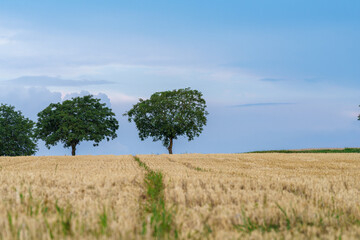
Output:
[
  {"left": 4, "top": 75, "right": 114, "bottom": 87},
  {"left": 57, "top": 89, "right": 139, "bottom": 107},
  {"left": 107, "top": 92, "right": 140, "bottom": 104},
  {"left": 0, "top": 37, "right": 11, "bottom": 45},
  {"left": 63, "top": 90, "right": 112, "bottom": 107},
  {"left": 342, "top": 110, "right": 359, "bottom": 119},
  {"left": 0, "top": 86, "right": 62, "bottom": 120},
  {"left": 0, "top": 25, "right": 23, "bottom": 47}
]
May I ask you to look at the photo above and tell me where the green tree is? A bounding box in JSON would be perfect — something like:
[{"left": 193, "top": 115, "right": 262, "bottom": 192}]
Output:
[
  {"left": 124, "top": 88, "right": 208, "bottom": 154},
  {"left": 0, "top": 104, "right": 37, "bottom": 156},
  {"left": 36, "top": 95, "right": 119, "bottom": 156}
]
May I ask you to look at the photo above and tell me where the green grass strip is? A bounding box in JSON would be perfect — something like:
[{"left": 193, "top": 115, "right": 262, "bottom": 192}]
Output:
[
  {"left": 249, "top": 148, "right": 360, "bottom": 153},
  {"left": 134, "top": 156, "right": 178, "bottom": 239}
]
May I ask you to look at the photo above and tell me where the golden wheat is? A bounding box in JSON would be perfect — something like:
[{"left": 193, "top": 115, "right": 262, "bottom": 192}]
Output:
[
  {"left": 0, "top": 155, "right": 145, "bottom": 239},
  {"left": 0, "top": 153, "right": 359, "bottom": 239},
  {"left": 138, "top": 153, "right": 360, "bottom": 239}
]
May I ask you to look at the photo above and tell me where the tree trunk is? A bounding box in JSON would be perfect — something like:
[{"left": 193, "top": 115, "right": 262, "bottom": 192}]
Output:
[
  {"left": 167, "top": 138, "right": 173, "bottom": 154},
  {"left": 71, "top": 142, "right": 77, "bottom": 156}
]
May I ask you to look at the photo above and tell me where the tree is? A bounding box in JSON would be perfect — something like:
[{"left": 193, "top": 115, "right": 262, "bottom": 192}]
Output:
[
  {"left": 124, "top": 88, "right": 208, "bottom": 154},
  {"left": 36, "top": 95, "right": 119, "bottom": 156},
  {"left": 0, "top": 104, "right": 37, "bottom": 156}
]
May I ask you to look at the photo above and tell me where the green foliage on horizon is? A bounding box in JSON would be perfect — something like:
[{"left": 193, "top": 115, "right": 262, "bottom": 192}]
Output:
[
  {"left": 125, "top": 88, "right": 208, "bottom": 154},
  {"left": 0, "top": 104, "right": 37, "bottom": 156},
  {"left": 249, "top": 148, "right": 360, "bottom": 153},
  {"left": 36, "top": 95, "right": 119, "bottom": 155}
]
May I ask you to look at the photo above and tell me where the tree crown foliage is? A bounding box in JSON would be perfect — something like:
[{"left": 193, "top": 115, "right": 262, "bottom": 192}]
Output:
[
  {"left": 0, "top": 104, "right": 37, "bottom": 156},
  {"left": 124, "top": 88, "right": 208, "bottom": 153},
  {"left": 36, "top": 95, "right": 119, "bottom": 155}
]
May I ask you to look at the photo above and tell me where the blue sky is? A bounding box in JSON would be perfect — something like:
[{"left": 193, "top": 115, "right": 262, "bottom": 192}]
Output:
[{"left": 0, "top": 1, "right": 359, "bottom": 155}]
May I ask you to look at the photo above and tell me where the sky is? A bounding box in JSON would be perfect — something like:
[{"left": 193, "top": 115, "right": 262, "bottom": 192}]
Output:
[{"left": 0, "top": 0, "right": 360, "bottom": 155}]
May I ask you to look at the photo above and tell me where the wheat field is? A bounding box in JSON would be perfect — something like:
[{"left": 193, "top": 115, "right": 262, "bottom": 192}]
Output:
[
  {"left": 0, "top": 155, "right": 145, "bottom": 239},
  {"left": 0, "top": 153, "right": 359, "bottom": 239}
]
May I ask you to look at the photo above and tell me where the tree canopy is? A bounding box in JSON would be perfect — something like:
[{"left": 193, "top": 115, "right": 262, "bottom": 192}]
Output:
[
  {"left": 36, "top": 95, "right": 119, "bottom": 156},
  {"left": 0, "top": 104, "right": 37, "bottom": 156},
  {"left": 124, "top": 88, "right": 208, "bottom": 154}
]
